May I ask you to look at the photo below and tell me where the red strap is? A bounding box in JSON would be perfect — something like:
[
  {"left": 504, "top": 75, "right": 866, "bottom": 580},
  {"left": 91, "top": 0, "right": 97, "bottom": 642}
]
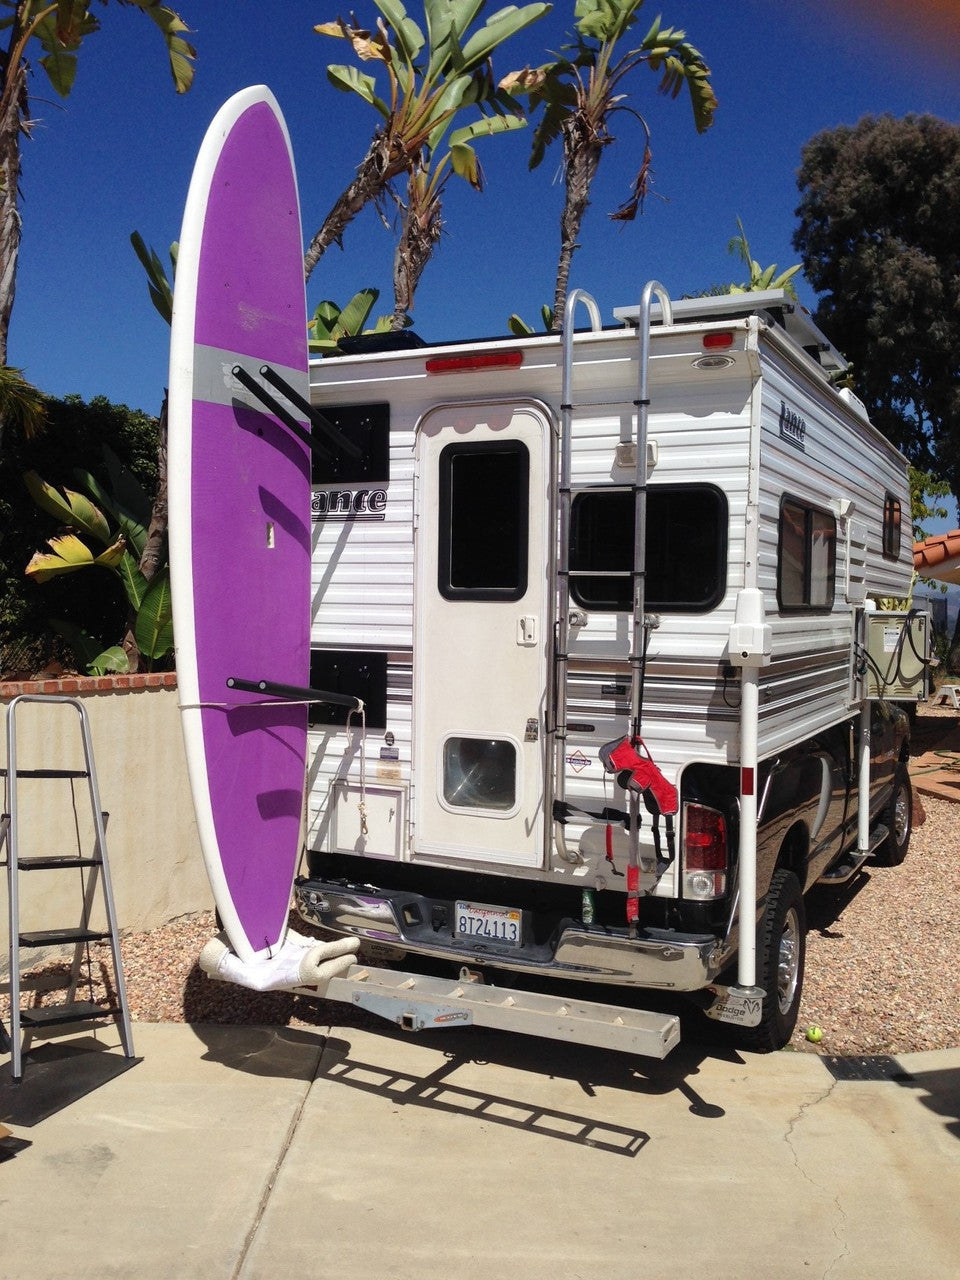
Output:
[{"left": 625, "top": 864, "right": 639, "bottom": 923}]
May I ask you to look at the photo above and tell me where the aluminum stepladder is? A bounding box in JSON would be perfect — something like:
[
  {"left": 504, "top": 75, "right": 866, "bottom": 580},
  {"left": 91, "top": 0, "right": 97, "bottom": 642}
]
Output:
[
  {"left": 1, "top": 694, "right": 135, "bottom": 1082},
  {"left": 552, "top": 282, "right": 674, "bottom": 886}
]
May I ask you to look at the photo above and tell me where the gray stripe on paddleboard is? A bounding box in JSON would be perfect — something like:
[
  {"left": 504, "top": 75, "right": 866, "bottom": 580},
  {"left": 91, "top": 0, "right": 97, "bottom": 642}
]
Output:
[{"left": 192, "top": 342, "right": 308, "bottom": 419}]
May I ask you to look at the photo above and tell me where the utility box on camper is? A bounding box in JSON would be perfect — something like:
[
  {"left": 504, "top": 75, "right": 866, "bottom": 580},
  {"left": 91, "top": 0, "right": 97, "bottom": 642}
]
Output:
[
  {"left": 863, "top": 611, "right": 930, "bottom": 700},
  {"left": 295, "top": 286, "right": 919, "bottom": 1056}
]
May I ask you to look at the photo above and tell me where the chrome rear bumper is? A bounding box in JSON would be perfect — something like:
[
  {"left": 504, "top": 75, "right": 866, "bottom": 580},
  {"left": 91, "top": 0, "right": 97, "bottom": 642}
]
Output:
[{"left": 295, "top": 878, "right": 724, "bottom": 993}]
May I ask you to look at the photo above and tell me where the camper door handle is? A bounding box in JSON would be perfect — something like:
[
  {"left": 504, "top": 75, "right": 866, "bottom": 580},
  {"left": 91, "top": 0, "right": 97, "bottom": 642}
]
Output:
[{"left": 517, "top": 616, "right": 538, "bottom": 646}]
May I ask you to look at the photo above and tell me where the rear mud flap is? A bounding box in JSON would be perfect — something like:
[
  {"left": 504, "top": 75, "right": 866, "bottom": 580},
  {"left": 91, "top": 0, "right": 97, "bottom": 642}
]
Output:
[{"left": 703, "top": 983, "right": 763, "bottom": 1028}]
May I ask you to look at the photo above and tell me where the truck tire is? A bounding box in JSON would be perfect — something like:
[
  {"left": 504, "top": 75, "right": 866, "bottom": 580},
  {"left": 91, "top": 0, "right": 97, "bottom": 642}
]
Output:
[
  {"left": 874, "top": 766, "right": 912, "bottom": 867},
  {"left": 739, "top": 868, "right": 806, "bottom": 1053}
]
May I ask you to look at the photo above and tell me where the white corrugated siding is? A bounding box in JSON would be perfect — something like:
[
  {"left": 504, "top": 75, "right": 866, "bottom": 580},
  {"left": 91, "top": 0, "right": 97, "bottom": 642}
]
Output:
[
  {"left": 752, "top": 337, "right": 912, "bottom": 755},
  {"left": 304, "top": 319, "right": 912, "bottom": 884}
]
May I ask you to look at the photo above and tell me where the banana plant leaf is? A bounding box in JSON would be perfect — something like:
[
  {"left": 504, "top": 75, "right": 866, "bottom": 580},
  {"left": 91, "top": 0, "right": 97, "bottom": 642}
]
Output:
[
  {"left": 372, "top": 0, "right": 426, "bottom": 65},
  {"left": 23, "top": 472, "right": 112, "bottom": 546},
  {"left": 74, "top": 457, "right": 150, "bottom": 560},
  {"left": 334, "top": 288, "right": 380, "bottom": 338},
  {"left": 25, "top": 534, "right": 126, "bottom": 584},
  {"left": 87, "top": 646, "right": 130, "bottom": 676},
  {"left": 326, "top": 64, "right": 390, "bottom": 117},
  {"left": 458, "top": 2, "right": 551, "bottom": 72},
  {"left": 115, "top": 550, "right": 149, "bottom": 613},
  {"left": 134, "top": 570, "right": 174, "bottom": 661}
]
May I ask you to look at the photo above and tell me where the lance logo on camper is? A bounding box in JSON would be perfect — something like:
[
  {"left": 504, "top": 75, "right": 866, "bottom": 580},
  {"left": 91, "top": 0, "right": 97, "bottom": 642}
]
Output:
[
  {"left": 778, "top": 399, "right": 807, "bottom": 451},
  {"left": 312, "top": 488, "right": 388, "bottom": 520}
]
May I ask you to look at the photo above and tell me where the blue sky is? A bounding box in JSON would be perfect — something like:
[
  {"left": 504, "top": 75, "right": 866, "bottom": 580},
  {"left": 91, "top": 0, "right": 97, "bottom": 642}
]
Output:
[{"left": 8, "top": 0, "right": 960, "bottom": 527}]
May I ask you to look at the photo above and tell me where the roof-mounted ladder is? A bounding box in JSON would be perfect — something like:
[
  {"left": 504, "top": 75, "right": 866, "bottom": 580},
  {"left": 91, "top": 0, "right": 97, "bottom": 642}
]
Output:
[
  {"left": 2, "top": 695, "right": 135, "bottom": 1082},
  {"left": 552, "top": 282, "right": 673, "bottom": 873},
  {"left": 628, "top": 281, "right": 672, "bottom": 739},
  {"left": 553, "top": 288, "right": 603, "bottom": 863}
]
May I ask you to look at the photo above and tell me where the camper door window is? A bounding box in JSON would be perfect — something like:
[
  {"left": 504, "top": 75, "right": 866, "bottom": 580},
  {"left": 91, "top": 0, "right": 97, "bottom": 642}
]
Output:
[
  {"left": 568, "top": 484, "right": 727, "bottom": 612},
  {"left": 438, "top": 441, "right": 529, "bottom": 601},
  {"left": 777, "top": 497, "right": 837, "bottom": 611},
  {"left": 442, "top": 736, "right": 517, "bottom": 811}
]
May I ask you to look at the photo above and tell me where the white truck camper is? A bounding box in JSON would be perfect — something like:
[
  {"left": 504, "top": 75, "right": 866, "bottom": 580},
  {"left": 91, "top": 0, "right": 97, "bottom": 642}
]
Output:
[{"left": 294, "top": 284, "right": 924, "bottom": 1059}]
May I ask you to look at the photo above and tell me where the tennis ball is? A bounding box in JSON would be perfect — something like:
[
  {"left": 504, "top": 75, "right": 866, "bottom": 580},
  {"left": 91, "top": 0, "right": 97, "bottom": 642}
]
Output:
[{"left": 806, "top": 1025, "right": 823, "bottom": 1044}]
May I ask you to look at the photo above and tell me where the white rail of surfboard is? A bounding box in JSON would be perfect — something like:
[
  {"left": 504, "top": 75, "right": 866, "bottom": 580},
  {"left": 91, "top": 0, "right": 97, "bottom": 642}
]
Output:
[{"left": 295, "top": 965, "right": 681, "bottom": 1060}]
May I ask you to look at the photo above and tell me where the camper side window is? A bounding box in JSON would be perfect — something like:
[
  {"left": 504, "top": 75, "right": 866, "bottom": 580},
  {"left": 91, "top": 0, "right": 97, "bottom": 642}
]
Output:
[
  {"left": 438, "top": 441, "right": 529, "bottom": 601},
  {"left": 777, "top": 498, "right": 836, "bottom": 611},
  {"left": 568, "top": 484, "right": 727, "bottom": 612},
  {"left": 882, "top": 493, "right": 902, "bottom": 560}
]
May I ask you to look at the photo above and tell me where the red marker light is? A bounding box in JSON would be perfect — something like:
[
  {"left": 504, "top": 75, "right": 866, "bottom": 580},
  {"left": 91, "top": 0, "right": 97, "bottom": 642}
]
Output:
[
  {"left": 703, "top": 331, "right": 734, "bottom": 350},
  {"left": 426, "top": 350, "right": 524, "bottom": 375}
]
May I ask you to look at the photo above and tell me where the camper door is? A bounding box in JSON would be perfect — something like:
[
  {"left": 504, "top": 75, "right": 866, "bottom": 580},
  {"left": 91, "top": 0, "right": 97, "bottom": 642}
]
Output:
[{"left": 413, "top": 402, "right": 552, "bottom": 867}]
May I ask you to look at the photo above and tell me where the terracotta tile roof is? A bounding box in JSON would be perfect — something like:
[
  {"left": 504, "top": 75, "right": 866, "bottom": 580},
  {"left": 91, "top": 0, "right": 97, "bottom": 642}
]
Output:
[{"left": 914, "top": 529, "right": 960, "bottom": 584}]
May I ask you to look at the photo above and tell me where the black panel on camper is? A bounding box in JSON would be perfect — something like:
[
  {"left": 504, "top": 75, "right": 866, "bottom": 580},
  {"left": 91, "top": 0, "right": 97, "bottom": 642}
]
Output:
[
  {"left": 308, "top": 649, "right": 388, "bottom": 728},
  {"left": 311, "top": 402, "right": 389, "bottom": 485}
]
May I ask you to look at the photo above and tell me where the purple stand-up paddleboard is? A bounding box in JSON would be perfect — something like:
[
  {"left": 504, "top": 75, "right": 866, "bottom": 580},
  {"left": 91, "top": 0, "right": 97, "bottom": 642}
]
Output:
[{"left": 168, "top": 87, "right": 311, "bottom": 964}]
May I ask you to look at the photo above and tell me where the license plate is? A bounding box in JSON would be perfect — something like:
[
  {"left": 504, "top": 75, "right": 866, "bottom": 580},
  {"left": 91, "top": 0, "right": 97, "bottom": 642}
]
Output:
[{"left": 454, "top": 900, "right": 522, "bottom": 948}]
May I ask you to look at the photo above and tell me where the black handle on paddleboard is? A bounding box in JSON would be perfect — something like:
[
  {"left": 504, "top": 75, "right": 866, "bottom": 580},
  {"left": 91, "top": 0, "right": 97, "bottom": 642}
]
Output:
[
  {"left": 257, "top": 364, "right": 362, "bottom": 460},
  {"left": 230, "top": 365, "right": 335, "bottom": 462},
  {"left": 226, "top": 676, "right": 361, "bottom": 710}
]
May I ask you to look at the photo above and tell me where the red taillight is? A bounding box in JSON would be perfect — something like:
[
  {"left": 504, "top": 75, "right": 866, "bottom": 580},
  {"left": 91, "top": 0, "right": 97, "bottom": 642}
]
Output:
[
  {"left": 684, "top": 804, "right": 727, "bottom": 869},
  {"left": 425, "top": 350, "right": 524, "bottom": 375},
  {"left": 702, "top": 331, "right": 734, "bottom": 350},
  {"left": 683, "top": 802, "right": 728, "bottom": 899}
]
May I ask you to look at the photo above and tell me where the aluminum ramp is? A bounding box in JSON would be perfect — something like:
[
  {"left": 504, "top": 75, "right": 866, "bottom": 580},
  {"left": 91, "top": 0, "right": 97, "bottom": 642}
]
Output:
[{"left": 299, "top": 964, "right": 681, "bottom": 1059}]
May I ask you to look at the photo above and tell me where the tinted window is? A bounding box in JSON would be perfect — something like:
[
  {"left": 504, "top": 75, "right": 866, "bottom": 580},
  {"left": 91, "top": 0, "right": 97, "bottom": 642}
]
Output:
[
  {"left": 883, "top": 493, "right": 902, "bottom": 560},
  {"left": 777, "top": 498, "right": 836, "bottom": 611},
  {"left": 439, "top": 441, "right": 529, "bottom": 601},
  {"left": 569, "top": 485, "right": 727, "bottom": 612}
]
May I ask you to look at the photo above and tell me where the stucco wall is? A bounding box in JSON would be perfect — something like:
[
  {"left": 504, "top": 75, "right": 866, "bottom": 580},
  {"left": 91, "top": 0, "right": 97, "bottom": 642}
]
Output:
[{"left": 1, "top": 674, "right": 211, "bottom": 976}]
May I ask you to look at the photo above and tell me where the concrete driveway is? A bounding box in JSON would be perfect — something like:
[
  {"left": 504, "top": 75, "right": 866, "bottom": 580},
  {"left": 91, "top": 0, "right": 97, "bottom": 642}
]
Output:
[{"left": 1, "top": 1022, "right": 959, "bottom": 1279}]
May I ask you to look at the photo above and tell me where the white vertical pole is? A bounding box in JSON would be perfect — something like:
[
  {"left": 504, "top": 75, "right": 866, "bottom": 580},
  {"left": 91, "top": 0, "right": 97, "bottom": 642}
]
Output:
[
  {"left": 6, "top": 700, "right": 22, "bottom": 1080},
  {"left": 737, "top": 667, "right": 759, "bottom": 990},
  {"left": 858, "top": 699, "right": 871, "bottom": 854}
]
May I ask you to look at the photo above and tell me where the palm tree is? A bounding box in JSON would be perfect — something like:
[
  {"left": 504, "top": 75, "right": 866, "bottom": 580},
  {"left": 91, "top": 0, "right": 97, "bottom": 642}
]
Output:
[
  {"left": 305, "top": 0, "right": 549, "bottom": 319},
  {"left": 0, "top": 360, "right": 44, "bottom": 451},
  {"left": 390, "top": 107, "right": 525, "bottom": 328},
  {"left": 502, "top": 1, "right": 716, "bottom": 327},
  {"left": 0, "top": 2, "right": 195, "bottom": 366},
  {"left": 129, "top": 232, "right": 177, "bottom": 588}
]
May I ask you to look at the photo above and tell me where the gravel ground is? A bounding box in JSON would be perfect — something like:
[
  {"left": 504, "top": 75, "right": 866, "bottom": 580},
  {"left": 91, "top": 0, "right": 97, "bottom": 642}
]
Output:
[{"left": 6, "top": 706, "right": 959, "bottom": 1059}]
